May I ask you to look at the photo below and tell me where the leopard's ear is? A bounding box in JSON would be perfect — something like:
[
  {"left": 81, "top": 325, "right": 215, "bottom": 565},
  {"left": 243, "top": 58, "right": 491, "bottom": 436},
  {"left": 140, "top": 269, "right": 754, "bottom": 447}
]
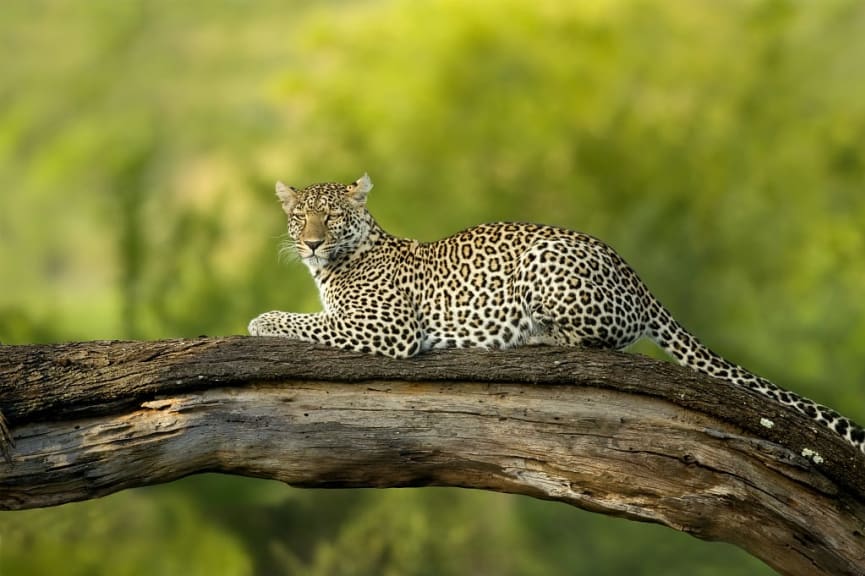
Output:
[
  {"left": 346, "top": 173, "right": 373, "bottom": 206},
  {"left": 275, "top": 181, "right": 299, "bottom": 215}
]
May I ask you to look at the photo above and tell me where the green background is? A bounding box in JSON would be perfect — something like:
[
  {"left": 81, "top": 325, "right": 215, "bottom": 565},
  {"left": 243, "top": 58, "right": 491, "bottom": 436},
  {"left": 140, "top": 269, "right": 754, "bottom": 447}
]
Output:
[{"left": 2, "top": 0, "right": 864, "bottom": 573}]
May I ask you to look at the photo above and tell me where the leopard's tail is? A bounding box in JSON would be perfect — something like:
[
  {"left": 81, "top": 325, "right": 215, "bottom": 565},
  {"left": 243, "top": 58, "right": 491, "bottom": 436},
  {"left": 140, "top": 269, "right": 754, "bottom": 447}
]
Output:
[{"left": 642, "top": 294, "right": 865, "bottom": 456}]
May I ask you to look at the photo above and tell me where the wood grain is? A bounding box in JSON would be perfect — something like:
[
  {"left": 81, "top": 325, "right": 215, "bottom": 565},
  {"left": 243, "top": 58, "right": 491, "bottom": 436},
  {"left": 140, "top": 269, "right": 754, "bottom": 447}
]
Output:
[{"left": 1, "top": 337, "right": 863, "bottom": 575}]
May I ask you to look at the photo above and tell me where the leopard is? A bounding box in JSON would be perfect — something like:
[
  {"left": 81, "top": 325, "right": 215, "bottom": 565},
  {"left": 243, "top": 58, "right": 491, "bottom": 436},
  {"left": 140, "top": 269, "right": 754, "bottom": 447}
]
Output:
[{"left": 248, "top": 173, "right": 865, "bottom": 455}]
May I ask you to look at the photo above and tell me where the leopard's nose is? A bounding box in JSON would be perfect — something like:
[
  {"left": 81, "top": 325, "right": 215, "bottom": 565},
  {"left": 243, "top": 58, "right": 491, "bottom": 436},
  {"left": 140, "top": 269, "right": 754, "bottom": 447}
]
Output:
[{"left": 304, "top": 239, "right": 324, "bottom": 251}]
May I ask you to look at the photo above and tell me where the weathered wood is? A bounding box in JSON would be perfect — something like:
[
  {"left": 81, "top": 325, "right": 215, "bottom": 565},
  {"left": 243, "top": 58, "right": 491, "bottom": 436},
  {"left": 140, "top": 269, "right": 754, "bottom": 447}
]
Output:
[{"left": 1, "top": 337, "right": 863, "bottom": 575}]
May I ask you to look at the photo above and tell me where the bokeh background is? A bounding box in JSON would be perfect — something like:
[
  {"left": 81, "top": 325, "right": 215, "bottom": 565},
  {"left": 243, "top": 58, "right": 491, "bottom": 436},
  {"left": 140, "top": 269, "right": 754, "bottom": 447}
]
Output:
[{"left": 2, "top": 0, "right": 864, "bottom": 574}]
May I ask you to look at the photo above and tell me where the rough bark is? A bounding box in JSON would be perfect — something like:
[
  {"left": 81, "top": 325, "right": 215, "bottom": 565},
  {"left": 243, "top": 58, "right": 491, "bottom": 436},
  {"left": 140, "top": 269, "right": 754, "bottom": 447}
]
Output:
[{"left": 0, "top": 337, "right": 863, "bottom": 575}]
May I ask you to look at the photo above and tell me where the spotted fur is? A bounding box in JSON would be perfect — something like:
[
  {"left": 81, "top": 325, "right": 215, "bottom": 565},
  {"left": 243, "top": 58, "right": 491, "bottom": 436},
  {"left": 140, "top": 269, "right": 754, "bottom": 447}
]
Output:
[{"left": 249, "top": 174, "right": 865, "bottom": 455}]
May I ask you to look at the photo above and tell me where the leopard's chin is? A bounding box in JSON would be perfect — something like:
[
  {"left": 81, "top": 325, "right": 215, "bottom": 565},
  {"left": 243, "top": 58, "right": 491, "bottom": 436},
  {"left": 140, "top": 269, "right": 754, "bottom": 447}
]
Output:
[{"left": 302, "top": 254, "right": 330, "bottom": 271}]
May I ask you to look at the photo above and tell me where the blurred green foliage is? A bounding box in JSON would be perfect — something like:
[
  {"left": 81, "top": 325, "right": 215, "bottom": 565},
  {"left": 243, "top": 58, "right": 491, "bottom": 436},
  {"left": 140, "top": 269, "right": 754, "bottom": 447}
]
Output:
[{"left": 1, "top": 0, "right": 864, "bottom": 574}]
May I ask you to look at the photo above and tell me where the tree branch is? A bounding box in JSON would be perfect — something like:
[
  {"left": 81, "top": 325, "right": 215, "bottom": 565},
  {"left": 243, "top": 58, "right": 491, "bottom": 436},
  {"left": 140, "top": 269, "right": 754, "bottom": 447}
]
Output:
[{"left": 1, "top": 337, "right": 863, "bottom": 575}]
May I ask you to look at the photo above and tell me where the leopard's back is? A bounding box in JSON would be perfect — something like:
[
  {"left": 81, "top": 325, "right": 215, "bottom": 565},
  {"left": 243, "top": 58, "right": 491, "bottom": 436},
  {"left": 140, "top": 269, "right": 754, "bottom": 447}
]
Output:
[{"left": 406, "top": 222, "right": 649, "bottom": 352}]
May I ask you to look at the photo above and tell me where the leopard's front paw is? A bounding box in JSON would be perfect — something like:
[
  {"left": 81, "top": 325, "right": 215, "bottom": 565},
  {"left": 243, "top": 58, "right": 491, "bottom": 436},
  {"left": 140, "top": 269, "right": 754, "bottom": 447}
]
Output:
[
  {"left": 248, "top": 312, "right": 281, "bottom": 336},
  {"left": 248, "top": 315, "right": 263, "bottom": 336}
]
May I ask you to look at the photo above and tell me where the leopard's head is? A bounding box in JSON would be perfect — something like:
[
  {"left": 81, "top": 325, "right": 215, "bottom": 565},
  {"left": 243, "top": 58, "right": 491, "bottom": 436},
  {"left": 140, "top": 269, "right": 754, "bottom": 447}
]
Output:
[{"left": 275, "top": 173, "right": 374, "bottom": 271}]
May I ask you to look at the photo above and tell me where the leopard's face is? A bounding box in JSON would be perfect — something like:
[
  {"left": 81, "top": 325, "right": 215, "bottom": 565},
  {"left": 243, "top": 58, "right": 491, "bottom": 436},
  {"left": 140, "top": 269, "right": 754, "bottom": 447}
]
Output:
[{"left": 276, "top": 174, "right": 373, "bottom": 271}]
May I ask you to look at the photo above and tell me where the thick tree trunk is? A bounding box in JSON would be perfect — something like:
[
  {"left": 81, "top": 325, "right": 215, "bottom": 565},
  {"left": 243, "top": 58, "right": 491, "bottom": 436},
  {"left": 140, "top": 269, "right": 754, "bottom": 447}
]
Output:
[{"left": 1, "top": 337, "right": 863, "bottom": 575}]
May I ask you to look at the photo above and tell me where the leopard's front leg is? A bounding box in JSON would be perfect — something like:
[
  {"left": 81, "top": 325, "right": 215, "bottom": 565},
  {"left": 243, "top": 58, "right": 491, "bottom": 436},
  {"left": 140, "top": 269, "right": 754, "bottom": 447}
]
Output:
[
  {"left": 248, "top": 310, "right": 422, "bottom": 358},
  {"left": 248, "top": 311, "right": 322, "bottom": 340}
]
